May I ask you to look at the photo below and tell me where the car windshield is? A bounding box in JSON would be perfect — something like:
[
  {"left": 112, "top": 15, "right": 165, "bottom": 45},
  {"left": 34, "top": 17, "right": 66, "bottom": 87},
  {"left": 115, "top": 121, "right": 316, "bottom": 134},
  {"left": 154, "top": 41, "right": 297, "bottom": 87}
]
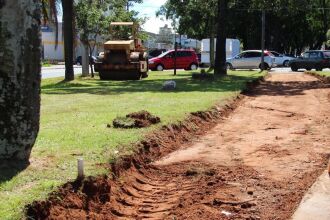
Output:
[
  {"left": 157, "top": 51, "right": 172, "bottom": 58},
  {"left": 324, "top": 51, "right": 330, "bottom": 58},
  {"left": 271, "top": 51, "right": 280, "bottom": 57}
]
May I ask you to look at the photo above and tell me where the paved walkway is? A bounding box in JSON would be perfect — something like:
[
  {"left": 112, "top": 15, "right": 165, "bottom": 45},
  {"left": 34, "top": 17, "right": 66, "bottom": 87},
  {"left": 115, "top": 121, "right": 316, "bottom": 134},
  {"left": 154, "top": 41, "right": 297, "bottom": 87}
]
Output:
[{"left": 292, "top": 170, "right": 330, "bottom": 220}]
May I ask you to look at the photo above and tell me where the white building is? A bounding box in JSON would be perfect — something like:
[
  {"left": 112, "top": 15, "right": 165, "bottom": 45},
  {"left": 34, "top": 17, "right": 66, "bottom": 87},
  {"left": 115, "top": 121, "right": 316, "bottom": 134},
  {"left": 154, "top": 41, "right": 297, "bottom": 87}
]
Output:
[
  {"left": 201, "top": 38, "right": 241, "bottom": 65},
  {"left": 176, "top": 35, "right": 201, "bottom": 50},
  {"left": 41, "top": 23, "right": 64, "bottom": 61},
  {"left": 156, "top": 25, "right": 174, "bottom": 49},
  {"left": 41, "top": 22, "right": 103, "bottom": 61}
]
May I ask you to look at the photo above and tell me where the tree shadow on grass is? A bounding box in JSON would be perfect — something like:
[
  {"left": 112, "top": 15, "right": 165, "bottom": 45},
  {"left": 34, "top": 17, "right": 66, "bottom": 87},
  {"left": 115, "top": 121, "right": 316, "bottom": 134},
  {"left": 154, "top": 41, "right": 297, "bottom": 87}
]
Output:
[
  {"left": 41, "top": 73, "right": 262, "bottom": 95},
  {"left": 0, "top": 160, "right": 29, "bottom": 183}
]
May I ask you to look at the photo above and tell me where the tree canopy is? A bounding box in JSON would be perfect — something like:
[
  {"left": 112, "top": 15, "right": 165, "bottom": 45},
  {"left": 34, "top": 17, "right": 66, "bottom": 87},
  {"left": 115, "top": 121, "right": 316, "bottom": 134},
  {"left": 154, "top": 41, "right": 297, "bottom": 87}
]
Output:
[{"left": 158, "top": 0, "right": 330, "bottom": 54}]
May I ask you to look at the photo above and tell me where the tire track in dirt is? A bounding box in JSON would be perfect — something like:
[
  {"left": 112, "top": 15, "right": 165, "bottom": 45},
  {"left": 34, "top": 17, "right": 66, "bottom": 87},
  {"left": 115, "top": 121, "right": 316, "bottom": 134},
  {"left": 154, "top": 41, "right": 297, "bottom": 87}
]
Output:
[{"left": 27, "top": 73, "right": 330, "bottom": 220}]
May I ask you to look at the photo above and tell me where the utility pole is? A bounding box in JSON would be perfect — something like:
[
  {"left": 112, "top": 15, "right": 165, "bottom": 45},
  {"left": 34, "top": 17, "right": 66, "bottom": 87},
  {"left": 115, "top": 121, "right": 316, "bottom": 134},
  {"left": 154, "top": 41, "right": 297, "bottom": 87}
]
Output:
[
  {"left": 174, "top": 42, "right": 178, "bottom": 76},
  {"left": 261, "top": 9, "right": 266, "bottom": 70}
]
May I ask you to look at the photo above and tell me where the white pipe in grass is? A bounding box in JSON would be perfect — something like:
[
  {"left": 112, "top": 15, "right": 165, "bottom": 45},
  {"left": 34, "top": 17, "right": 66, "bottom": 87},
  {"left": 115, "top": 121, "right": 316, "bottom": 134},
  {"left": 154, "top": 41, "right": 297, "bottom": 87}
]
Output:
[{"left": 77, "top": 158, "right": 84, "bottom": 179}]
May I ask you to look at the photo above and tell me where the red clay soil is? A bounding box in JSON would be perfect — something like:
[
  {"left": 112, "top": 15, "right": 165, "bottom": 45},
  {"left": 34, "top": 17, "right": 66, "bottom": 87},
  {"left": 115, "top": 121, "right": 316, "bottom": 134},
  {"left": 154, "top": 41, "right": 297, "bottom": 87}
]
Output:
[
  {"left": 113, "top": 111, "right": 161, "bottom": 128},
  {"left": 27, "top": 73, "right": 330, "bottom": 220}
]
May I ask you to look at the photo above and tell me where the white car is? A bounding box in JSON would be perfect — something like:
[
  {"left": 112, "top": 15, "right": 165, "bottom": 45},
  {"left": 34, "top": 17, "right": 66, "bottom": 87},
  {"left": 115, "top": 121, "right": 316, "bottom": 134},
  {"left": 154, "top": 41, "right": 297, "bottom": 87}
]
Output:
[
  {"left": 226, "top": 50, "right": 276, "bottom": 70},
  {"left": 270, "top": 51, "right": 295, "bottom": 67}
]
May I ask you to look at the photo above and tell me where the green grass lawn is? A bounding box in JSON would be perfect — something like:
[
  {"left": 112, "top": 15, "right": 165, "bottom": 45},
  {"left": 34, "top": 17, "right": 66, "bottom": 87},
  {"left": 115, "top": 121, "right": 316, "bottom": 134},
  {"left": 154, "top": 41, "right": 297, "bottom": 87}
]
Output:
[
  {"left": 315, "top": 71, "right": 330, "bottom": 77},
  {"left": 41, "top": 62, "right": 53, "bottom": 67},
  {"left": 0, "top": 70, "right": 264, "bottom": 219}
]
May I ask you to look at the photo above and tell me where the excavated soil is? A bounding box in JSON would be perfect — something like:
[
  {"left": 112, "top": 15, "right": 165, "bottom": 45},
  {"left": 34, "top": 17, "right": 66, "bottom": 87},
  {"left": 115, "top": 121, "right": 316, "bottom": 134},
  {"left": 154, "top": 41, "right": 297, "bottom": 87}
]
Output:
[
  {"left": 27, "top": 73, "right": 330, "bottom": 220},
  {"left": 113, "top": 111, "right": 161, "bottom": 128}
]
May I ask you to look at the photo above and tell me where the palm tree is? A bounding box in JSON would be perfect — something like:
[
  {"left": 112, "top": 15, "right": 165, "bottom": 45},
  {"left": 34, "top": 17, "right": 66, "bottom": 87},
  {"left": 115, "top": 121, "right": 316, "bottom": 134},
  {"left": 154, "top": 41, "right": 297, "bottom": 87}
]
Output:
[
  {"left": 214, "top": 0, "right": 228, "bottom": 75},
  {"left": 61, "top": 0, "right": 75, "bottom": 81},
  {"left": 0, "top": 1, "right": 41, "bottom": 165},
  {"left": 42, "top": 0, "right": 75, "bottom": 81}
]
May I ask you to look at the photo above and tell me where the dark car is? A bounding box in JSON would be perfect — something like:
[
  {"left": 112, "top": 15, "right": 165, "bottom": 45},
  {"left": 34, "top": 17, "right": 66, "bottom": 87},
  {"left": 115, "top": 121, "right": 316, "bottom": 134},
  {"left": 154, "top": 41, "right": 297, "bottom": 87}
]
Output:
[
  {"left": 289, "top": 50, "right": 330, "bottom": 71},
  {"left": 75, "top": 56, "right": 97, "bottom": 65}
]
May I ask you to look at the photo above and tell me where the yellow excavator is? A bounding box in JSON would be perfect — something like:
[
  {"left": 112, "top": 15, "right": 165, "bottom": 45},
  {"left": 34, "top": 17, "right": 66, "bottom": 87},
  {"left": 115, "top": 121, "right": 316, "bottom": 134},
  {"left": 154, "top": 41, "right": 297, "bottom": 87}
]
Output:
[{"left": 94, "top": 22, "right": 148, "bottom": 80}]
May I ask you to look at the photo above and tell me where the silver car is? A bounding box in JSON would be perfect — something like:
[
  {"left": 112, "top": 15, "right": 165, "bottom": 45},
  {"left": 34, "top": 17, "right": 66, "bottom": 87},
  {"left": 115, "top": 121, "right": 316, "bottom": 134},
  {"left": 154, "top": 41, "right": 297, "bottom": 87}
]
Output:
[
  {"left": 270, "top": 51, "right": 295, "bottom": 67},
  {"left": 226, "top": 50, "right": 276, "bottom": 70}
]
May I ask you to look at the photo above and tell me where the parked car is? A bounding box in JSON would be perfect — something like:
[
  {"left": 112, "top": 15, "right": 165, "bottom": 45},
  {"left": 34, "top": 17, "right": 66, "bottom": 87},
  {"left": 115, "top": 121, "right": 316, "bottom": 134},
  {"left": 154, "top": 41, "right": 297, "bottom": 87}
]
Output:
[
  {"left": 270, "top": 51, "right": 295, "bottom": 67},
  {"left": 226, "top": 50, "right": 276, "bottom": 70},
  {"left": 289, "top": 50, "right": 330, "bottom": 71},
  {"left": 149, "top": 49, "right": 199, "bottom": 71},
  {"left": 75, "top": 56, "right": 97, "bottom": 65}
]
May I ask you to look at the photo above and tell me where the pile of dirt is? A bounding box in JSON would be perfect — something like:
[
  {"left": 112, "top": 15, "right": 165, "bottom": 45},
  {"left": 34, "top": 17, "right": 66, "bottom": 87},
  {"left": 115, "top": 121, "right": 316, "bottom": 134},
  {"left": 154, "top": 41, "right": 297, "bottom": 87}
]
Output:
[
  {"left": 112, "top": 111, "right": 160, "bottom": 128},
  {"left": 26, "top": 176, "right": 112, "bottom": 219}
]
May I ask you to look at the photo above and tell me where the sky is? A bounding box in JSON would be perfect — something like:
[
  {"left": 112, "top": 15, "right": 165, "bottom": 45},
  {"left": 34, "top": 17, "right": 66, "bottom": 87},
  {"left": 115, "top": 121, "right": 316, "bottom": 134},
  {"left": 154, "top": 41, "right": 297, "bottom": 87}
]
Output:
[{"left": 132, "top": 0, "right": 173, "bottom": 34}]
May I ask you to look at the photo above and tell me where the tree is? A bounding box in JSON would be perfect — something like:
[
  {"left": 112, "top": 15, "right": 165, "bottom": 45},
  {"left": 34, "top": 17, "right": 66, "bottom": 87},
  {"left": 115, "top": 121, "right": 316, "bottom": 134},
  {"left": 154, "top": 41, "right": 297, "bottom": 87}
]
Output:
[
  {"left": 126, "top": 0, "right": 143, "bottom": 11},
  {"left": 327, "top": 29, "right": 330, "bottom": 48},
  {"left": 62, "top": 0, "right": 75, "bottom": 81},
  {"left": 214, "top": 0, "right": 228, "bottom": 75},
  {"left": 0, "top": 1, "right": 41, "bottom": 164},
  {"left": 75, "top": 0, "right": 111, "bottom": 77},
  {"left": 159, "top": 0, "right": 330, "bottom": 58},
  {"left": 157, "top": 0, "right": 219, "bottom": 71},
  {"left": 41, "top": 0, "right": 75, "bottom": 80}
]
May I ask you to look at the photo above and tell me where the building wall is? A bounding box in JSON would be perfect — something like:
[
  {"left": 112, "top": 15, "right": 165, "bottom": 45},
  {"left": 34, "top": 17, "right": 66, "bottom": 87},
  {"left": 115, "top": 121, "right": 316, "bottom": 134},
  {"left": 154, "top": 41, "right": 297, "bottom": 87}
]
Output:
[
  {"left": 157, "top": 25, "right": 174, "bottom": 47},
  {"left": 41, "top": 22, "right": 104, "bottom": 61},
  {"left": 41, "top": 24, "right": 65, "bottom": 61}
]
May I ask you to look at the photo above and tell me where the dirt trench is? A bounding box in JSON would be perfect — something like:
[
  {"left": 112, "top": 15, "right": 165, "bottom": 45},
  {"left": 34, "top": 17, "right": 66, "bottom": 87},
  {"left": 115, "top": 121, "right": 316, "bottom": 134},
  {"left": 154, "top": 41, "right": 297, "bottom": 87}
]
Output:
[{"left": 27, "top": 73, "right": 330, "bottom": 220}]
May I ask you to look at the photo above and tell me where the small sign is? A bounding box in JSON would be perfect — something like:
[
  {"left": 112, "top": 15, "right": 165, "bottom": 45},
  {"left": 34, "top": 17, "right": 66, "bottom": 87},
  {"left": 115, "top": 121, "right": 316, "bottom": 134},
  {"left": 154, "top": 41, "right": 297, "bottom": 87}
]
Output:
[{"left": 41, "top": 26, "right": 53, "bottom": 32}]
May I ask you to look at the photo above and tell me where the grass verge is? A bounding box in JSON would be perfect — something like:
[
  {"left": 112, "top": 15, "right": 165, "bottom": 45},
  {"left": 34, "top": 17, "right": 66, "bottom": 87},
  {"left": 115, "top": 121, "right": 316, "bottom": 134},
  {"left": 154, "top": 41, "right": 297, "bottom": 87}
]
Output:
[
  {"left": 0, "top": 70, "right": 265, "bottom": 219},
  {"left": 305, "top": 71, "right": 330, "bottom": 81},
  {"left": 316, "top": 71, "right": 330, "bottom": 77}
]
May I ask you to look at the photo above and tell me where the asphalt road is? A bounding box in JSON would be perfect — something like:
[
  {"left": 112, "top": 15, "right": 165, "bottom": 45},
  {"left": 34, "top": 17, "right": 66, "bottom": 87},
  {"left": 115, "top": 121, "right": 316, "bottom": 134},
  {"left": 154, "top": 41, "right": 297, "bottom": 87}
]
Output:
[
  {"left": 41, "top": 65, "right": 330, "bottom": 79},
  {"left": 42, "top": 65, "right": 83, "bottom": 79}
]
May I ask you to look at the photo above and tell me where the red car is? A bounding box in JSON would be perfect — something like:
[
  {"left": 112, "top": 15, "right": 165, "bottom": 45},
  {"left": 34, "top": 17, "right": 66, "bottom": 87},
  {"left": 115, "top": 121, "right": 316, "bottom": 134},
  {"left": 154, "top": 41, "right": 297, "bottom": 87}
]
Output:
[{"left": 148, "top": 49, "right": 199, "bottom": 71}]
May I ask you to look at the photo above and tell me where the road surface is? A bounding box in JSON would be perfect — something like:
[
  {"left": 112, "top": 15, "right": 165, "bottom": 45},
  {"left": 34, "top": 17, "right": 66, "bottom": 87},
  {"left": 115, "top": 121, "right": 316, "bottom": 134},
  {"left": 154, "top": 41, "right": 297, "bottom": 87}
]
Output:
[{"left": 41, "top": 65, "right": 83, "bottom": 79}]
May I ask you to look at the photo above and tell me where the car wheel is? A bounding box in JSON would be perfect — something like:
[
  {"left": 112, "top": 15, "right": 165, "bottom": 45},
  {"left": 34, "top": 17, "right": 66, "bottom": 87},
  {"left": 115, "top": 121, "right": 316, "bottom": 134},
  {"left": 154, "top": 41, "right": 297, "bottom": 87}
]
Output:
[
  {"left": 283, "top": 60, "right": 290, "bottom": 67},
  {"left": 291, "top": 64, "right": 298, "bottom": 72},
  {"left": 259, "top": 63, "right": 269, "bottom": 70},
  {"left": 189, "top": 63, "right": 198, "bottom": 70},
  {"left": 226, "top": 63, "right": 234, "bottom": 70},
  {"left": 156, "top": 64, "right": 164, "bottom": 71}
]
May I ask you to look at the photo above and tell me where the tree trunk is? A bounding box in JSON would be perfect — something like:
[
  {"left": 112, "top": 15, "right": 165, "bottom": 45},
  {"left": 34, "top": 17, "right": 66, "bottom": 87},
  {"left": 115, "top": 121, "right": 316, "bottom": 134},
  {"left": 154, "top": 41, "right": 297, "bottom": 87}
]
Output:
[
  {"left": 215, "top": 0, "right": 228, "bottom": 75},
  {"left": 62, "top": 0, "right": 74, "bottom": 81},
  {"left": 82, "top": 43, "right": 89, "bottom": 77},
  {"left": 0, "top": 0, "right": 41, "bottom": 164},
  {"left": 89, "top": 45, "right": 94, "bottom": 78},
  {"left": 209, "top": 17, "right": 215, "bottom": 70}
]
